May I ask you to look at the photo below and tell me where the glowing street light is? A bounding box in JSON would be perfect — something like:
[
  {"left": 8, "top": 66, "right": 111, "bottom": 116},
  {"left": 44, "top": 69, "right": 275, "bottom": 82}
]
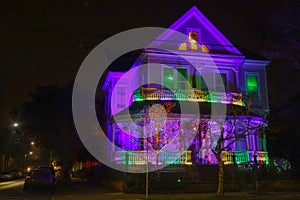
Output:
[
  {"left": 29, "top": 151, "right": 33, "bottom": 155},
  {"left": 31, "top": 142, "right": 35, "bottom": 146},
  {"left": 13, "top": 123, "right": 19, "bottom": 127}
]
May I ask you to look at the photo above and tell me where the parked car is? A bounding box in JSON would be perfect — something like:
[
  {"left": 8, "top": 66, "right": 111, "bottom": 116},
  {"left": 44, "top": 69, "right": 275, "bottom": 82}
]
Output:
[
  {"left": 23, "top": 169, "right": 55, "bottom": 190},
  {"left": 0, "top": 170, "right": 14, "bottom": 181},
  {"left": 36, "top": 165, "right": 56, "bottom": 175},
  {"left": 11, "top": 169, "right": 25, "bottom": 179}
]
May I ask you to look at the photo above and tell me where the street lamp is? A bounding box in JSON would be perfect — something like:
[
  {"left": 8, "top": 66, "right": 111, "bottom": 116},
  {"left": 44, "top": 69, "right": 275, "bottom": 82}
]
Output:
[
  {"left": 13, "top": 123, "right": 19, "bottom": 127},
  {"left": 31, "top": 142, "right": 35, "bottom": 146}
]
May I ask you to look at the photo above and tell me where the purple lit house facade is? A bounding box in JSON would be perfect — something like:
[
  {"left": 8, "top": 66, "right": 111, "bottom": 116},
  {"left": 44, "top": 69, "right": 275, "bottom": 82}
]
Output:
[{"left": 102, "top": 7, "right": 269, "bottom": 167}]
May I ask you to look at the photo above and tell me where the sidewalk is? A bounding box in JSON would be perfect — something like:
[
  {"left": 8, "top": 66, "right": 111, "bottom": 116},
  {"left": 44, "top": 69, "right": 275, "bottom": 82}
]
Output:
[{"left": 51, "top": 181, "right": 300, "bottom": 200}]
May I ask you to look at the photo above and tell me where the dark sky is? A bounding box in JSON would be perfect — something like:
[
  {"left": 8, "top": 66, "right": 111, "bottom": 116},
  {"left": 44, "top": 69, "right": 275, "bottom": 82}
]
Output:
[{"left": 0, "top": 0, "right": 288, "bottom": 123}]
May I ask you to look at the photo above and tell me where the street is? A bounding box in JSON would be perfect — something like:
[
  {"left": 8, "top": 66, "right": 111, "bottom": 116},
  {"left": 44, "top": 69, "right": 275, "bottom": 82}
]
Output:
[
  {"left": 0, "top": 179, "right": 144, "bottom": 200},
  {"left": 0, "top": 179, "right": 53, "bottom": 200},
  {"left": 1, "top": 179, "right": 300, "bottom": 200}
]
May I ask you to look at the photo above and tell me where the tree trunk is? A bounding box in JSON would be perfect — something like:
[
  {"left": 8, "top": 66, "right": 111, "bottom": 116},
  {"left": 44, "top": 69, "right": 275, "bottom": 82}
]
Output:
[
  {"left": 61, "top": 157, "right": 75, "bottom": 185},
  {"left": 62, "top": 161, "right": 72, "bottom": 185},
  {"left": 4, "top": 155, "right": 9, "bottom": 170},
  {"left": 217, "top": 159, "right": 225, "bottom": 197},
  {"left": 155, "top": 152, "right": 160, "bottom": 180},
  {"left": 1, "top": 155, "right": 4, "bottom": 171}
]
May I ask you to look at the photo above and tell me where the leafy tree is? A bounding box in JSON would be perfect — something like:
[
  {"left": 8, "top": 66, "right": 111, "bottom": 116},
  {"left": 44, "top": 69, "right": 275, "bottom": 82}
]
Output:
[
  {"left": 0, "top": 124, "right": 29, "bottom": 170},
  {"left": 262, "top": 0, "right": 300, "bottom": 167},
  {"left": 14, "top": 84, "right": 90, "bottom": 182},
  {"left": 212, "top": 118, "right": 264, "bottom": 197}
]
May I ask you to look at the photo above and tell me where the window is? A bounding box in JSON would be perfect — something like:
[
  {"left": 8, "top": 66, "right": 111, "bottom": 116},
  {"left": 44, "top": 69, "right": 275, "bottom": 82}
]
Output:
[
  {"left": 189, "top": 31, "right": 199, "bottom": 42},
  {"left": 246, "top": 75, "right": 258, "bottom": 97},
  {"left": 117, "top": 87, "right": 125, "bottom": 108},
  {"left": 177, "top": 68, "right": 187, "bottom": 89},
  {"left": 187, "top": 28, "right": 200, "bottom": 42},
  {"left": 163, "top": 67, "right": 188, "bottom": 89},
  {"left": 215, "top": 73, "right": 227, "bottom": 91},
  {"left": 189, "top": 69, "right": 198, "bottom": 89},
  {"left": 188, "top": 31, "right": 199, "bottom": 51},
  {"left": 198, "top": 73, "right": 214, "bottom": 91},
  {"left": 236, "top": 138, "right": 248, "bottom": 151},
  {"left": 235, "top": 124, "right": 247, "bottom": 151},
  {"left": 115, "top": 130, "right": 121, "bottom": 146},
  {"left": 163, "top": 68, "right": 174, "bottom": 89},
  {"left": 193, "top": 75, "right": 208, "bottom": 90}
]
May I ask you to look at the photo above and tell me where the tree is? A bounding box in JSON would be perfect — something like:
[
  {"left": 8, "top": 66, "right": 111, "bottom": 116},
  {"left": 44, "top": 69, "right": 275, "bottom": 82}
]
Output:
[
  {"left": 123, "top": 102, "right": 177, "bottom": 167},
  {"left": 0, "top": 124, "right": 29, "bottom": 171},
  {"left": 14, "top": 84, "right": 88, "bottom": 183},
  {"left": 203, "top": 103, "right": 266, "bottom": 197},
  {"left": 261, "top": 0, "right": 300, "bottom": 166}
]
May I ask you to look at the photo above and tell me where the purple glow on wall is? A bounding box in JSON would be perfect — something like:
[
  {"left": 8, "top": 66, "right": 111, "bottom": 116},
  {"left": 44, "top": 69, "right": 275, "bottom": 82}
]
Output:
[
  {"left": 102, "top": 6, "right": 269, "bottom": 166},
  {"left": 154, "top": 6, "right": 241, "bottom": 55}
]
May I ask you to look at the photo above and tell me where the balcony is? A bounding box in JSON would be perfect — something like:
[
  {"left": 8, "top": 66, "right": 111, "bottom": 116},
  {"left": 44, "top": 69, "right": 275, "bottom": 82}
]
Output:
[
  {"left": 114, "top": 150, "right": 192, "bottom": 165},
  {"left": 133, "top": 87, "right": 243, "bottom": 106},
  {"left": 222, "top": 151, "right": 269, "bottom": 165}
]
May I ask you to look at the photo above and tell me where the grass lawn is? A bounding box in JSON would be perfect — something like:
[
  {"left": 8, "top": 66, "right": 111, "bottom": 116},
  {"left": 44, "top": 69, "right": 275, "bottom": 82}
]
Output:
[{"left": 146, "top": 192, "right": 300, "bottom": 200}]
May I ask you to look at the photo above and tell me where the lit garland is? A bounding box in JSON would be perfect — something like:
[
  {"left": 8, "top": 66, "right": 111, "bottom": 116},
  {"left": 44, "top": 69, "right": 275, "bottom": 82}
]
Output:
[
  {"left": 133, "top": 87, "right": 244, "bottom": 106},
  {"left": 273, "top": 158, "right": 292, "bottom": 173}
]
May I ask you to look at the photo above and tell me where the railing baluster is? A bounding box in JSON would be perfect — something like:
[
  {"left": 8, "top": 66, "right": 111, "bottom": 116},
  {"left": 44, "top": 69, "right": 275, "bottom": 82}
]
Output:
[{"left": 134, "top": 88, "right": 243, "bottom": 105}]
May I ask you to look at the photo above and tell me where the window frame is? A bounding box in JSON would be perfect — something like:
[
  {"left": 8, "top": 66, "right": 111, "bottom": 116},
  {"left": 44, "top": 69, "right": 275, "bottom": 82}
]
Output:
[
  {"left": 245, "top": 72, "right": 260, "bottom": 98},
  {"left": 116, "top": 86, "right": 126, "bottom": 108},
  {"left": 186, "top": 28, "right": 201, "bottom": 43},
  {"left": 162, "top": 65, "right": 189, "bottom": 90},
  {"left": 213, "top": 70, "right": 229, "bottom": 91}
]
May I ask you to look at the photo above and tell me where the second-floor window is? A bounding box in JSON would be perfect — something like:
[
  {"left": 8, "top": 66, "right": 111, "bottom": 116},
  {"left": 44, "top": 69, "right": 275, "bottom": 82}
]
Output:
[
  {"left": 246, "top": 75, "right": 258, "bottom": 97},
  {"left": 215, "top": 73, "right": 227, "bottom": 91},
  {"left": 117, "top": 86, "right": 126, "bottom": 108},
  {"left": 177, "top": 68, "right": 187, "bottom": 89},
  {"left": 163, "top": 67, "right": 187, "bottom": 89},
  {"left": 163, "top": 68, "right": 174, "bottom": 89},
  {"left": 194, "top": 75, "right": 207, "bottom": 90}
]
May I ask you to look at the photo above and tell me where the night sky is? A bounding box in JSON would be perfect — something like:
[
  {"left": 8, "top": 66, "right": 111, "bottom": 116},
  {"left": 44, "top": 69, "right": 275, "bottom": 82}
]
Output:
[{"left": 0, "top": 0, "right": 298, "bottom": 124}]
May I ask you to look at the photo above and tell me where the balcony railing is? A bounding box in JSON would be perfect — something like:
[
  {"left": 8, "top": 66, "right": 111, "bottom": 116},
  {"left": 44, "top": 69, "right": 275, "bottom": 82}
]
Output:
[
  {"left": 133, "top": 87, "right": 243, "bottom": 106},
  {"left": 222, "top": 151, "right": 269, "bottom": 165},
  {"left": 114, "top": 150, "right": 192, "bottom": 165}
]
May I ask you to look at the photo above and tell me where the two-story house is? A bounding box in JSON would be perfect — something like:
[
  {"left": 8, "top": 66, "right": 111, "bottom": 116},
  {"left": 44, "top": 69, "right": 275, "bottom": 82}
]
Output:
[{"left": 102, "top": 6, "right": 269, "bottom": 169}]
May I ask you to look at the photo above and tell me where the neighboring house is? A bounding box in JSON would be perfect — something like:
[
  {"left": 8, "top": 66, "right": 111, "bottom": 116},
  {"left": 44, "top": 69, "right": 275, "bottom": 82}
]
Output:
[{"left": 102, "top": 6, "right": 269, "bottom": 167}]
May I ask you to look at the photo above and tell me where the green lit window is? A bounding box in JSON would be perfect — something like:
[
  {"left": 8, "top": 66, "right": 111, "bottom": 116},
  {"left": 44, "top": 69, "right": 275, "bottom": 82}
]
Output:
[
  {"left": 177, "top": 68, "right": 187, "bottom": 89},
  {"left": 246, "top": 75, "right": 258, "bottom": 97},
  {"left": 164, "top": 68, "right": 174, "bottom": 89},
  {"left": 195, "top": 76, "right": 201, "bottom": 89},
  {"left": 163, "top": 67, "right": 188, "bottom": 89},
  {"left": 195, "top": 76, "right": 207, "bottom": 90},
  {"left": 200, "top": 76, "right": 208, "bottom": 90}
]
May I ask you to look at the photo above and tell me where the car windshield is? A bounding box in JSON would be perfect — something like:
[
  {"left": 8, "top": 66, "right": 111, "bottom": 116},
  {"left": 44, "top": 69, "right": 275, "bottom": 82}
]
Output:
[{"left": 30, "top": 170, "right": 50, "bottom": 177}]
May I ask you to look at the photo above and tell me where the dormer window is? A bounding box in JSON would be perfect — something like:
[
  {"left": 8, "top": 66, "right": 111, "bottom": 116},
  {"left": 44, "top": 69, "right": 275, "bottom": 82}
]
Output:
[
  {"left": 178, "top": 28, "right": 209, "bottom": 52},
  {"left": 189, "top": 31, "right": 199, "bottom": 43},
  {"left": 188, "top": 30, "right": 199, "bottom": 51}
]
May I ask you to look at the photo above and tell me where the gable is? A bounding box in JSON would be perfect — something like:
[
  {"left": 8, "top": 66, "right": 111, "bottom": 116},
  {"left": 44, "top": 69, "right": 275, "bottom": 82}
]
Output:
[{"left": 152, "top": 6, "right": 241, "bottom": 55}]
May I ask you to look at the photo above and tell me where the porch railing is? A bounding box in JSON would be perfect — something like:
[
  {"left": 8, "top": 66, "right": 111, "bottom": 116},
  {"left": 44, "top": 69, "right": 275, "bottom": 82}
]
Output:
[
  {"left": 222, "top": 151, "right": 269, "bottom": 165},
  {"left": 114, "top": 150, "right": 192, "bottom": 165},
  {"left": 134, "top": 87, "right": 243, "bottom": 106}
]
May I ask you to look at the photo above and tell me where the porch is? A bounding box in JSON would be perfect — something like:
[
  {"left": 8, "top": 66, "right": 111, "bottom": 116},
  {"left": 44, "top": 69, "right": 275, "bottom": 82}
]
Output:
[
  {"left": 113, "top": 150, "right": 269, "bottom": 166},
  {"left": 222, "top": 151, "right": 269, "bottom": 165},
  {"left": 114, "top": 150, "right": 192, "bottom": 165}
]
